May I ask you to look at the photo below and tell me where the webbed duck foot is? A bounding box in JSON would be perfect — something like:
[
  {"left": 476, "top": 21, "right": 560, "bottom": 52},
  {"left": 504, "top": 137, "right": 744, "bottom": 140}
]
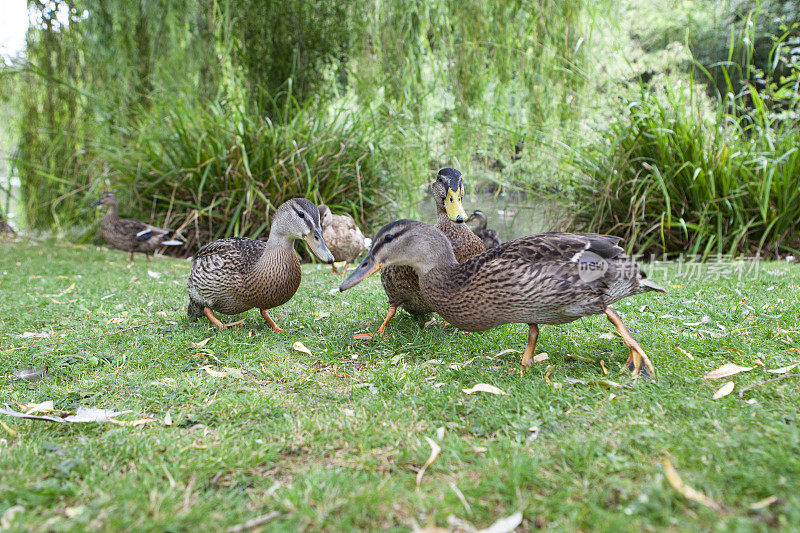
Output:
[
  {"left": 204, "top": 307, "right": 244, "bottom": 330},
  {"left": 604, "top": 307, "right": 655, "bottom": 379},
  {"left": 353, "top": 306, "right": 397, "bottom": 341},
  {"left": 260, "top": 309, "right": 294, "bottom": 332}
]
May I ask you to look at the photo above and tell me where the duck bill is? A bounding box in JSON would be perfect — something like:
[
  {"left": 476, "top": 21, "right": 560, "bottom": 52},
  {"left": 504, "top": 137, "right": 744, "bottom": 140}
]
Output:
[
  {"left": 304, "top": 230, "right": 335, "bottom": 264},
  {"left": 339, "top": 253, "right": 385, "bottom": 291},
  {"left": 90, "top": 200, "right": 101, "bottom": 207},
  {"left": 445, "top": 188, "right": 467, "bottom": 223}
]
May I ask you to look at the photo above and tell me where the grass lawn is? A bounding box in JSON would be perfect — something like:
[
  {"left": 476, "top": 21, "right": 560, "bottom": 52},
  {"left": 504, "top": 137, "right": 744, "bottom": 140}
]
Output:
[{"left": 1, "top": 240, "right": 799, "bottom": 531}]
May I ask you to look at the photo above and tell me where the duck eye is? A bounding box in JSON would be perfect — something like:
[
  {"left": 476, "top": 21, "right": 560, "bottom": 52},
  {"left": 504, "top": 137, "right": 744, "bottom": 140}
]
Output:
[
  {"left": 385, "top": 234, "right": 394, "bottom": 242},
  {"left": 297, "top": 211, "right": 305, "bottom": 219}
]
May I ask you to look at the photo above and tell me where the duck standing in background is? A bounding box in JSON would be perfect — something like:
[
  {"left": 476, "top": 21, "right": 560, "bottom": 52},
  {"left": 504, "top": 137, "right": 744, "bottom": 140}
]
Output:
[
  {"left": 466, "top": 210, "right": 502, "bottom": 249},
  {"left": 187, "top": 198, "right": 334, "bottom": 331},
  {"left": 354, "top": 168, "right": 485, "bottom": 340},
  {"left": 341, "top": 220, "right": 665, "bottom": 378},
  {"left": 91, "top": 192, "right": 183, "bottom": 261},
  {"left": 318, "top": 204, "right": 369, "bottom": 275}
]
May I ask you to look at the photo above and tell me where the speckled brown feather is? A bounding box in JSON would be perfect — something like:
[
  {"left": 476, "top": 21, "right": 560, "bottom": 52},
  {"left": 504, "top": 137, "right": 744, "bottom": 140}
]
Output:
[
  {"left": 100, "top": 203, "right": 176, "bottom": 255},
  {"left": 415, "top": 231, "right": 656, "bottom": 331},
  {"left": 380, "top": 213, "right": 485, "bottom": 315},
  {"left": 186, "top": 198, "right": 329, "bottom": 322},
  {"left": 319, "top": 206, "right": 367, "bottom": 263},
  {"left": 187, "top": 238, "right": 301, "bottom": 317}
]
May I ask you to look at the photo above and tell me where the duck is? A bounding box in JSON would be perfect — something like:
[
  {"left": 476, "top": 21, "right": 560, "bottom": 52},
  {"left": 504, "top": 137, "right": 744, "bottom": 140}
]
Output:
[
  {"left": 91, "top": 192, "right": 183, "bottom": 261},
  {"left": 355, "top": 168, "right": 485, "bottom": 340},
  {"left": 187, "top": 198, "right": 334, "bottom": 330},
  {"left": 466, "top": 210, "right": 502, "bottom": 249},
  {"left": 318, "top": 204, "right": 369, "bottom": 275},
  {"left": 340, "top": 220, "right": 665, "bottom": 378}
]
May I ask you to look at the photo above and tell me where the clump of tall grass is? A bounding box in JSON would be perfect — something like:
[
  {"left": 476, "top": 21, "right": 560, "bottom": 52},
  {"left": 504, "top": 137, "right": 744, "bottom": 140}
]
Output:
[
  {"left": 567, "top": 79, "right": 800, "bottom": 258},
  {"left": 95, "top": 92, "right": 392, "bottom": 253}
]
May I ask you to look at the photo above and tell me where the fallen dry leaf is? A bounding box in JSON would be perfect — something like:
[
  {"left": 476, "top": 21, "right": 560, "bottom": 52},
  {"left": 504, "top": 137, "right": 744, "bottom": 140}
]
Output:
[
  {"left": 598, "top": 332, "right": 617, "bottom": 340},
  {"left": 108, "top": 317, "right": 126, "bottom": 324},
  {"left": 544, "top": 364, "right": 553, "bottom": 385},
  {"left": 416, "top": 436, "right": 441, "bottom": 487},
  {"left": 164, "top": 412, "right": 173, "bottom": 426},
  {"left": 477, "top": 511, "right": 523, "bottom": 533},
  {"left": 0, "top": 419, "right": 17, "bottom": 437},
  {"left": 190, "top": 337, "right": 212, "bottom": 348},
  {"left": 749, "top": 495, "right": 779, "bottom": 510},
  {"left": 16, "top": 400, "right": 56, "bottom": 415},
  {"left": 147, "top": 270, "right": 161, "bottom": 279},
  {"left": 712, "top": 381, "right": 735, "bottom": 399},
  {"left": 600, "top": 360, "right": 608, "bottom": 375},
  {"left": 313, "top": 311, "right": 330, "bottom": 321},
  {"left": 462, "top": 384, "right": 508, "bottom": 396},
  {"left": 64, "top": 407, "right": 133, "bottom": 423},
  {"left": 676, "top": 346, "right": 694, "bottom": 360},
  {"left": 201, "top": 366, "right": 229, "bottom": 378},
  {"left": 533, "top": 353, "right": 549, "bottom": 363},
  {"left": 493, "top": 348, "right": 520, "bottom": 358},
  {"left": 292, "top": 341, "right": 312, "bottom": 356},
  {"left": 109, "top": 418, "right": 156, "bottom": 427},
  {"left": 703, "top": 363, "right": 754, "bottom": 380},
  {"left": 767, "top": 362, "right": 799, "bottom": 374},
  {"left": 663, "top": 458, "right": 722, "bottom": 511}
]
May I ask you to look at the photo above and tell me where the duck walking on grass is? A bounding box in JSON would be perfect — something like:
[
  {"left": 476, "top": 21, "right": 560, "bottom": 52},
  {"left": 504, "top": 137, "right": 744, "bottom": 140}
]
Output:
[
  {"left": 466, "top": 210, "right": 502, "bottom": 249},
  {"left": 341, "top": 220, "right": 665, "bottom": 378},
  {"left": 356, "top": 168, "right": 485, "bottom": 340},
  {"left": 187, "top": 198, "right": 334, "bottom": 330},
  {"left": 91, "top": 192, "right": 183, "bottom": 261},
  {"left": 318, "top": 204, "right": 369, "bottom": 275}
]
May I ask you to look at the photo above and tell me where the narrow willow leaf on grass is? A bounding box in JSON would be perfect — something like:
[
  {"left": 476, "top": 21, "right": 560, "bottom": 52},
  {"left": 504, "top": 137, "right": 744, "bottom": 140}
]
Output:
[
  {"left": 190, "top": 338, "right": 211, "bottom": 348},
  {"left": 533, "top": 353, "right": 549, "bottom": 363},
  {"left": 16, "top": 400, "right": 56, "bottom": 414},
  {"left": 713, "top": 381, "right": 735, "bottom": 399},
  {"left": 663, "top": 458, "right": 722, "bottom": 511},
  {"left": 201, "top": 366, "right": 229, "bottom": 378},
  {"left": 64, "top": 407, "right": 133, "bottom": 423},
  {"left": 164, "top": 412, "right": 173, "bottom": 426},
  {"left": 676, "top": 346, "right": 694, "bottom": 360},
  {"left": 0, "top": 420, "right": 17, "bottom": 436},
  {"left": 462, "top": 384, "right": 508, "bottom": 396},
  {"left": 476, "top": 511, "right": 523, "bottom": 533},
  {"left": 600, "top": 360, "right": 608, "bottom": 374},
  {"left": 749, "top": 496, "right": 779, "bottom": 510},
  {"left": 416, "top": 436, "right": 441, "bottom": 487},
  {"left": 292, "top": 342, "right": 312, "bottom": 355},
  {"left": 598, "top": 332, "right": 617, "bottom": 340},
  {"left": 493, "top": 348, "right": 519, "bottom": 358},
  {"left": 109, "top": 418, "right": 156, "bottom": 427},
  {"left": 768, "top": 362, "right": 799, "bottom": 374},
  {"left": 704, "top": 363, "right": 753, "bottom": 379}
]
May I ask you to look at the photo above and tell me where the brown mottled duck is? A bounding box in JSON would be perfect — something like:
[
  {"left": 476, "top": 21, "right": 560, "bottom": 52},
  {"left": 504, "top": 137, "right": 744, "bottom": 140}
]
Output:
[
  {"left": 340, "top": 220, "right": 665, "bottom": 378},
  {"left": 187, "top": 198, "right": 334, "bottom": 330},
  {"left": 466, "top": 210, "right": 502, "bottom": 249},
  {"left": 91, "top": 192, "right": 183, "bottom": 261},
  {"left": 355, "top": 168, "right": 485, "bottom": 340},
  {"left": 318, "top": 204, "right": 369, "bottom": 275}
]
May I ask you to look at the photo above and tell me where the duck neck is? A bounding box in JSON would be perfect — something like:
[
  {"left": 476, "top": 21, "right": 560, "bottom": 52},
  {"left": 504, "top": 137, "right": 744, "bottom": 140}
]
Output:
[
  {"left": 266, "top": 228, "right": 297, "bottom": 250},
  {"left": 104, "top": 202, "right": 120, "bottom": 222},
  {"left": 408, "top": 238, "right": 458, "bottom": 278}
]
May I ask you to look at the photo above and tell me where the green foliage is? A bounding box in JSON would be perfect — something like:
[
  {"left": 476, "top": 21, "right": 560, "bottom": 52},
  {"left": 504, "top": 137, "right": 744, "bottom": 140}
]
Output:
[
  {"left": 567, "top": 80, "right": 800, "bottom": 258},
  {"left": 229, "top": 0, "right": 351, "bottom": 113},
  {"left": 96, "top": 91, "right": 391, "bottom": 250}
]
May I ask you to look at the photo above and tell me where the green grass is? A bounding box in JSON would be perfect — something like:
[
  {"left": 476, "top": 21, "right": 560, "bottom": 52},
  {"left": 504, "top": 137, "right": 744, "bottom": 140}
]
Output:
[{"left": 1, "top": 241, "right": 799, "bottom": 531}]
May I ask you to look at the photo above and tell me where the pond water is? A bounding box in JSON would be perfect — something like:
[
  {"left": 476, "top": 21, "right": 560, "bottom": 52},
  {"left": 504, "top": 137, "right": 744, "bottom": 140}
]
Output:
[{"left": 417, "top": 190, "right": 565, "bottom": 242}]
